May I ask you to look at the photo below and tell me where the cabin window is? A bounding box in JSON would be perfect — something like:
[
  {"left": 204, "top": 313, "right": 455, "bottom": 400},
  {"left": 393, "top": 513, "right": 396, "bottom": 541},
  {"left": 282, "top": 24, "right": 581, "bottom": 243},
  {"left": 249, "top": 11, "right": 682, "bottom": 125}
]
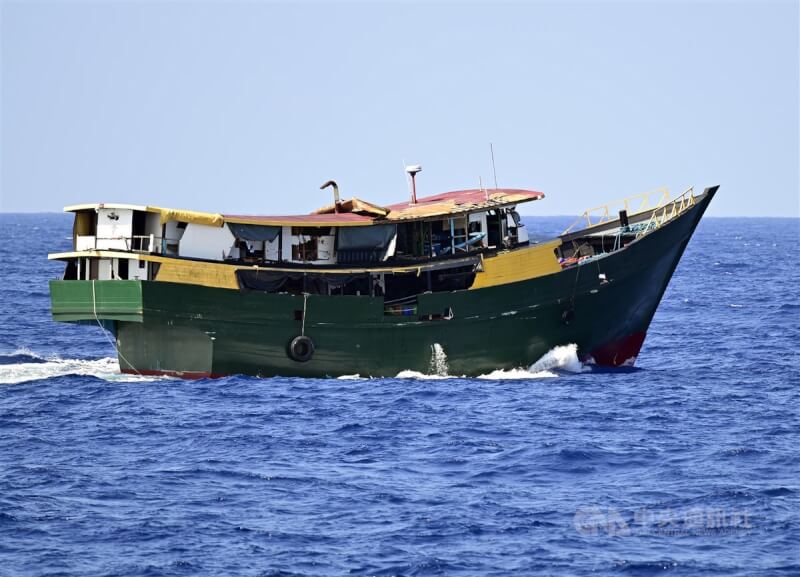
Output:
[
  {"left": 73, "top": 211, "right": 97, "bottom": 251},
  {"left": 236, "top": 239, "right": 267, "bottom": 262},
  {"left": 428, "top": 218, "right": 470, "bottom": 255},
  {"left": 132, "top": 210, "right": 147, "bottom": 237},
  {"left": 290, "top": 227, "right": 332, "bottom": 262},
  {"left": 395, "top": 222, "right": 431, "bottom": 258},
  {"left": 227, "top": 223, "right": 282, "bottom": 263},
  {"left": 63, "top": 260, "right": 78, "bottom": 280},
  {"left": 292, "top": 238, "right": 317, "bottom": 261},
  {"left": 486, "top": 210, "right": 503, "bottom": 248},
  {"left": 118, "top": 258, "right": 129, "bottom": 280}
]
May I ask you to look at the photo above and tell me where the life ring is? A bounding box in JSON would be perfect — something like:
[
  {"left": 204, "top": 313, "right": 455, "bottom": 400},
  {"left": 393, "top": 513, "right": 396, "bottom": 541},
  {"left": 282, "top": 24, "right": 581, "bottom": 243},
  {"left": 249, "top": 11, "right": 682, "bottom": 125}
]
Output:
[{"left": 288, "top": 335, "right": 315, "bottom": 362}]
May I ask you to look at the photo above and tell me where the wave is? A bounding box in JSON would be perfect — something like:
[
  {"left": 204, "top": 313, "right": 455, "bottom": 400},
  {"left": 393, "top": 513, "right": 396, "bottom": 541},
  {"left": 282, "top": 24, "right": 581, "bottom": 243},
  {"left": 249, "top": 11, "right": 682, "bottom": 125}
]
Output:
[
  {"left": 0, "top": 344, "right": 588, "bottom": 384},
  {"left": 477, "top": 367, "right": 559, "bottom": 379},
  {"left": 394, "top": 370, "right": 453, "bottom": 380},
  {"left": 478, "top": 369, "right": 558, "bottom": 381},
  {"left": 0, "top": 348, "right": 48, "bottom": 365},
  {"left": 529, "top": 344, "right": 585, "bottom": 373},
  {"left": 395, "top": 342, "right": 452, "bottom": 379},
  {"left": 0, "top": 354, "right": 171, "bottom": 385},
  {"left": 390, "top": 344, "right": 587, "bottom": 380},
  {"left": 478, "top": 344, "right": 586, "bottom": 380}
]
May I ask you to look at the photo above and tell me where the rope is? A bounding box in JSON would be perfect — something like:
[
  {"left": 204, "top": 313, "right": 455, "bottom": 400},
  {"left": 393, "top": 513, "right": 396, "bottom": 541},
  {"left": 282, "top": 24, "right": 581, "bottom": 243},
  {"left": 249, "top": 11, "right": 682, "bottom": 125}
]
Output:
[
  {"left": 595, "top": 257, "right": 607, "bottom": 285},
  {"left": 301, "top": 292, "right": 308, "bottom": 337},
  {"left": 92, "top": 280, "right": 141, "bottom": 376}
]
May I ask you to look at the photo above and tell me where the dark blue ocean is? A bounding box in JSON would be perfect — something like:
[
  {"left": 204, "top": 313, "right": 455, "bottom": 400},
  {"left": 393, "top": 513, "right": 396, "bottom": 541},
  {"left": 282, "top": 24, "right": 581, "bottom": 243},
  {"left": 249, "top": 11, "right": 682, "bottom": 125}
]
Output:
[{"left": 0, "top": 213, "right": 798, "bottom": 576}]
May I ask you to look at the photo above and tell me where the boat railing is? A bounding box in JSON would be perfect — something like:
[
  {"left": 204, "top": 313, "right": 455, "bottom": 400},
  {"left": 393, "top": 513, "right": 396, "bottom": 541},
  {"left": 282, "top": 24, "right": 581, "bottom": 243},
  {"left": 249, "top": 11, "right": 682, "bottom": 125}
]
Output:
[
  {"left": 634, "top": 186, "right": 695, "bottom": 238},
  {"left": 129, "top": 235, "right": 158, "bottom": 253},
  {"left": 75, "top": 235, "right": 179, "bottom": 255},
  {"left": 562, "top": 187, "right": 671, "bottom": 234}
]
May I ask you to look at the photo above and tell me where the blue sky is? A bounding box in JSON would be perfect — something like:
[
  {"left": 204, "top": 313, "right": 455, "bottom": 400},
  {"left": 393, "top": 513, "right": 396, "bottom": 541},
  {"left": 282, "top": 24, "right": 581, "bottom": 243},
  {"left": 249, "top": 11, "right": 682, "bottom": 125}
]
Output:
[{"left": 1, "top": 1, "right": 797, "bottom": 216}]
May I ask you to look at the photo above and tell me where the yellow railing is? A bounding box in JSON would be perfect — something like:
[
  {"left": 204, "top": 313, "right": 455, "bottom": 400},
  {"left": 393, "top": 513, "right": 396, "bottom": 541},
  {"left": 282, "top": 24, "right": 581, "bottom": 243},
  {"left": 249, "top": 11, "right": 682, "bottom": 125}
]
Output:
[
  {"left": 563, "top": 187, "right": 671, "bottom": 234},
  {"left": 635, "top": 186, "right": 695, "bottom": 237},
  {"left": 562, "top": 186, "right": 694, "bottom": 235}
]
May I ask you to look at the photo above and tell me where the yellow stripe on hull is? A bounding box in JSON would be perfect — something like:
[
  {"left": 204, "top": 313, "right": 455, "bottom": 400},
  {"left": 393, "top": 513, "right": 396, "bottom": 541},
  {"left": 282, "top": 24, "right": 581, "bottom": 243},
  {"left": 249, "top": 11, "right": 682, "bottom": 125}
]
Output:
[
  {"left": 48, "top": 240, "right": 563, "bottom": 292},
  {"left": 470, "top": 240, "right": 562, "bottom": 289},
  {"left": 153, "top": 258, "right": 240, "bottom": 290}
]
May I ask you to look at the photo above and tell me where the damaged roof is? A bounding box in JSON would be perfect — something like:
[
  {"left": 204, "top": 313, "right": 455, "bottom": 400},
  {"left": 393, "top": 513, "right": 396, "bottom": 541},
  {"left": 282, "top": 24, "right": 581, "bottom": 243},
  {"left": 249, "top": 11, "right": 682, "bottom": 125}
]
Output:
[
  {"left": 64, "top": 188, "right": 544, "bottom": 228},
  {"left": 226, "top": 188, "right": 544, "bottom": 226}
]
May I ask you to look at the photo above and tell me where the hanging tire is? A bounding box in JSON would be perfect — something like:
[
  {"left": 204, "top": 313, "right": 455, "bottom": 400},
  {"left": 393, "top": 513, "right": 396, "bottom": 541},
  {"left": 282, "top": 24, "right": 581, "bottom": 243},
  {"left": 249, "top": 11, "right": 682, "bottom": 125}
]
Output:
[{"left": 288, "top": 335, "right": 315, "bottom": 362}]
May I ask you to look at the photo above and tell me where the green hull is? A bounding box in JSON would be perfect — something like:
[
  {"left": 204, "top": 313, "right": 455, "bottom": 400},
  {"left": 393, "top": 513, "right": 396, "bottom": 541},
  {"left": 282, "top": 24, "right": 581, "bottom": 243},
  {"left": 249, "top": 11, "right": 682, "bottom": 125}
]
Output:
[{"left": 50, "top": 189, "right": 716, "bottom": 377}]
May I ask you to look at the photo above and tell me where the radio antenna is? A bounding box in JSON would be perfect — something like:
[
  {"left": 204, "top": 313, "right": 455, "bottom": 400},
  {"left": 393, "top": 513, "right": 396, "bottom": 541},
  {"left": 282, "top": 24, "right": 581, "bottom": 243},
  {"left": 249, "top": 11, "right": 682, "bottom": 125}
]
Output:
[{"left": 490, "top": 142, "right": 498, "bottom": 190}]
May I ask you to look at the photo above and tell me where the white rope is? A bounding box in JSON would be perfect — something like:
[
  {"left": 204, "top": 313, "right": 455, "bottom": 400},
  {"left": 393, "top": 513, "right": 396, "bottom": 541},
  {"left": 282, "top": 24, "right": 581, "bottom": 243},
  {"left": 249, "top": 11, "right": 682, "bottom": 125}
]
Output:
[
  {"left": 92, "top": 280, "right": 141, "bottom": 376},
  {"left": 301, "top": 292, "right": 308, "bottom": 337}
]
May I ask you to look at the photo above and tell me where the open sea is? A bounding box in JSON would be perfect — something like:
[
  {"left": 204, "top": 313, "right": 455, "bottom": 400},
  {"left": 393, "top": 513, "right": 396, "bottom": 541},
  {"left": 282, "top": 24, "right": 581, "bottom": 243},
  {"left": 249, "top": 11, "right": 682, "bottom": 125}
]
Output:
[{"left": 0, "top": 213, "right": 798, "bottom": 576}]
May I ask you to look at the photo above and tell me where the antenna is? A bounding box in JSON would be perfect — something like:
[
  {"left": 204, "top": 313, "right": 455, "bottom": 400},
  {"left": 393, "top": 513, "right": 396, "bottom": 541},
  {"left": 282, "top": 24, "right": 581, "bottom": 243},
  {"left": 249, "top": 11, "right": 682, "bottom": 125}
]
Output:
[
  {"left": 490, "top": 142, "right": 498, "bottom": 190},
  {"left": 405, "top": 164, "right": 422, "bottom": 204}
]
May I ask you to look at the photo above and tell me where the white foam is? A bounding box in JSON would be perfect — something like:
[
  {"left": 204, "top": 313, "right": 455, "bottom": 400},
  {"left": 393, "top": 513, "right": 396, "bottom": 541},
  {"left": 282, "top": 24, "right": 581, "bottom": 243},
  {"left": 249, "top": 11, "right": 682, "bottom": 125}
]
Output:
[
  {"left": 393, "top": 344, "right": 587, "bottom": 380},
  {"left": 395, "top": 370, "right": 451, "bottom": 380},
  {"left": 477, "top": 367, "right": 558, "bottom": 380},
  {"left": 3, "top": 346, "right": 42, "bottom": 361},
  {"left": 393, "top": 343, "right": 452, "bottom": 379},
  {"left": 429, "top": 343, "right": 449, "bottom": 377},
  {"left": 1, "top": 343, "right": 589, "bottom": 384},
  {"left": 0, "top": 355, "right": 171, "bottom": 385},
  {"left": 529, "top": 344, "right": 584, "bottom": 373},
  {"left": 478, "top": 343, "right": 586, "bottom": 380}
]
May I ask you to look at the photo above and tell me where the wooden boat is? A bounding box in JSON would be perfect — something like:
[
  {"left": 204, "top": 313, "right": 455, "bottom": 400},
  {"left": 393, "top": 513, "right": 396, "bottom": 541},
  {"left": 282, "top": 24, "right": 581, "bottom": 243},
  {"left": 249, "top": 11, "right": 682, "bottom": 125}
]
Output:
[{"left": 48, "top": 175, "right": 718, "bottom": 377}]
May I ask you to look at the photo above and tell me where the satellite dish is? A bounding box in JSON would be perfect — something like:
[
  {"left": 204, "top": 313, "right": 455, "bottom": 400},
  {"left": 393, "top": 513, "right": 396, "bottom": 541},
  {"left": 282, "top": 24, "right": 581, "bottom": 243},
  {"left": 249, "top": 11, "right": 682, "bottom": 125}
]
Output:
[{"left": 405, "top": 164, "right": 422, "bottom": 204}]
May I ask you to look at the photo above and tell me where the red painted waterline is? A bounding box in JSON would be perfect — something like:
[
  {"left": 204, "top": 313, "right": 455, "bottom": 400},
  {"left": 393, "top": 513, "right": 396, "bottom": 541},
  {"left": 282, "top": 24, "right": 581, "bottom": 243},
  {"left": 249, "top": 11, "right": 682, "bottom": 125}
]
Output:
[
  {"left": 121, "top": 368, "right": 225, "bottom": 380},
  {"left": 588, "top": 332, "right": 647, "bottom": 367}
]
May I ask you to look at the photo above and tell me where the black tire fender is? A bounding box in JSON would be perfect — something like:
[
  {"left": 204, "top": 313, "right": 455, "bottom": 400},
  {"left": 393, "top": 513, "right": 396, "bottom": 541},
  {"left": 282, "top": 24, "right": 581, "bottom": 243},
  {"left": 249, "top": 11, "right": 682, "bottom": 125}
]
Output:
[{"left": 288, "top": 335, "right": 315, "bottom": 362}]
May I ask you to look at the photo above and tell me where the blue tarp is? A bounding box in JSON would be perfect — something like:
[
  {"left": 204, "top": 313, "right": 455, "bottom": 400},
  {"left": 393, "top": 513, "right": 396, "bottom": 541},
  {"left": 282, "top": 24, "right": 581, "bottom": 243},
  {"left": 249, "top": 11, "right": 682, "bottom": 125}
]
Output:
[{"left": 227, "top": 223, "right": 281, "bottom": 242}]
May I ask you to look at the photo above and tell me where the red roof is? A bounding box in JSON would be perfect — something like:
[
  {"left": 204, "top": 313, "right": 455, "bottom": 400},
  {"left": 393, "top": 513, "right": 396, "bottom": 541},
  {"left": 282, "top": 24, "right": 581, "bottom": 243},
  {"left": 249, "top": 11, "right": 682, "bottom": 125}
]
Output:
[
  {"left": 224, "top": 188, "right": 544, "bottom": 227},
  {"left": 385, "top": 188, "right": 544, "bottom": 210},
  {"left": 223, "top": 212, "right": 375, "bottom": 227},
  {"left": 383, "top": 188, "right": 545, "bottom": 221}
]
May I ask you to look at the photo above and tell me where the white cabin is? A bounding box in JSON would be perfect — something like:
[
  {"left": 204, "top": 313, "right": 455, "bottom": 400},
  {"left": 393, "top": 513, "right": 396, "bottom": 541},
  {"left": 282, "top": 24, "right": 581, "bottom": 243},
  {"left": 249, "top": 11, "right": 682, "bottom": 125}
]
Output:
[{"left": 60, "top": 199, "right": 528, "bottom": 281}]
